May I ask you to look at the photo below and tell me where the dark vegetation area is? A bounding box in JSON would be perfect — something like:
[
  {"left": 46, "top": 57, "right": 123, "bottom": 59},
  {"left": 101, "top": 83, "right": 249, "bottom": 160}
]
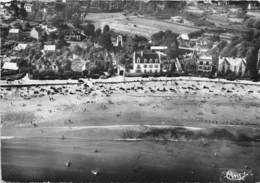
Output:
[{"left": 121, "top": 127, "right": 260, "bottom": 142}]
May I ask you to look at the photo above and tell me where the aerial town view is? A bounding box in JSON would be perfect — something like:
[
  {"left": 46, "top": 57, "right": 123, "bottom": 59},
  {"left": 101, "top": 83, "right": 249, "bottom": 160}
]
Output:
[{"left": 1, "top": 0, "right": 260, "bottom": 182}]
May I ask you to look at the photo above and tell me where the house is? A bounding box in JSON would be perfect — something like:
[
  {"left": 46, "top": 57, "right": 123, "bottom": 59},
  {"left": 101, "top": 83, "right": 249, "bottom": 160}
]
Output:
[
  {"left": 112, "top": 35, "right": 123, "bottom": 47},
  {"left": 2, "top": 62, "right": 19, "bottom": 71},
  {"left": 178, "top": 33, "right": 190, "bottom": 47},
  {"left": 8, "top": 28, "right": 20, "bottom": 40},
  {"left": 39, "top": 24, "right": 57, "bottom": 35},
  {"left": 179, "top": 51, "right": 198, "bottom": 74},
  {"left": 14, "top": 43, "right": 28, "bottom": 51},
  {"left": 0, "top": 6, "right": 11, "bottom": 19},
  {"left": 161, "top": 57, "right": 183, "bottom": 73},
  {"left": 34, "top": 56, "right": 59, "bottom": 73},
  {"left": 43, "top": 45, "right": 56, "bottom": 52},
  {"left": 257, "top": 49, "right": 260, "bottom": 74},
  {"left": 30, "top": 27, "right": 39, "bottom": 40},
  {"left": 117, "top": 63, "right": 126, "bottom": 76},
  {"left": 150, "top": 46, "right": 168, "bottom": 51},
  {"left": 218, "top": 57, "right": 247, "bottom": 76},
  {"left": 197, "top": 55, "right": 213, "bottom": 73},
  {"left": 24, "top": 3, "right": 32, "bottom": 13},
  {"left": 170, "top": 16, "right": 184, "bottom": 23},
  {"left": 219, "top": 33, "right": 236, "bottom": 43},
  {"left": 64, "top": 30, "right": 85, "bottom": 42},
  {"left": 195, "top": 37, "right": 213, "bottom": 49},
  {"left": 132, "top": 51, "right": 161, "bottom": 74},
  {"left": 178, "top": 33, "right": 189, "bottom": 41}
]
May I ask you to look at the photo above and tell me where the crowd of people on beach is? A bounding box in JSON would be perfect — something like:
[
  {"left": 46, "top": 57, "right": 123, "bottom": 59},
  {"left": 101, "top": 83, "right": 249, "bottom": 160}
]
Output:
[{"left": 1, "top": 79, "right": 259, "bottom": 101}]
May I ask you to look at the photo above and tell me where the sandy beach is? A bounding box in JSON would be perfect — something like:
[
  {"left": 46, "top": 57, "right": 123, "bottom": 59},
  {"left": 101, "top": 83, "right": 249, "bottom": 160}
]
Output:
[{"left": 1, "top": 78, "right": 260, "bottom": 182}]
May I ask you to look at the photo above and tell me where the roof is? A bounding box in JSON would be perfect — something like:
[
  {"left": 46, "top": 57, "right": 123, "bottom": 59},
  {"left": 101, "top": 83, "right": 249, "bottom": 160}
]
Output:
[
  {"left": 136, "top": 52, "right": 159, "bottom": 59},
  {"left": 219, "top": 57, "right": 246, "bottom": 66},
  {"left": 179, "top": 34, "right": 189, "bottom": 40},
  {"left": 199, "top": 55, "right": 212, "bottom": 60},
  {"left": 150, "top": 46, "right": 168, "bottom": 50},
  {"left": 135, "top": 51, "right": 160, "bottom": 63},
  {"left": 44, "top": 45, "right": 56, "bottom": 51},
  {"left": 71, "top": 59, "right": 86, "bottom": 72},
  {"left": 9, "top": 29, "right": 19, "bottom": 34},
  {"left": 14, "top": 43, "right": 28, "bottom": 50},
  {"left": 2, "top": 62, "right": 19, "bottom": 70}
]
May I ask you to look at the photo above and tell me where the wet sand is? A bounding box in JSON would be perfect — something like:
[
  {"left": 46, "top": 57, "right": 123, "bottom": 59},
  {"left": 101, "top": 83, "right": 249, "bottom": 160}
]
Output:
[{"left": 2, "top": 136, "right": 259, "bottom": 182}]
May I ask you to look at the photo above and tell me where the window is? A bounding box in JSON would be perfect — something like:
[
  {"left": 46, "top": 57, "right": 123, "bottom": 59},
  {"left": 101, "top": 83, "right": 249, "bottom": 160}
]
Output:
[
  {"left": 206, "top": 61, "right": 209, "bottom": 65},
  {"left": 137, "top": 64, "right": 141, "bottom": 69},
  {"left": 144, "top": 65, "right": 147, "bottom": 68},
  {"left": 199, "top": 61, "right": 203, "bottom": 65},
  {"left": 149, "top": 58, "right": 153, "bottom": 63},
  {"left": 155, "top": 58, "right": 158, "bottom": 63},
  {"left": 149, "top": 65, "right": 153, "bottom": 68},
  {"left": 144, "top": 58, "right": 147, "bottom": 63},
  {"left": 154, "top": 65, "right": 159, "bottom": 68},
  {"left": 137, "top": 58, "right": 140, "bottom": 63}
]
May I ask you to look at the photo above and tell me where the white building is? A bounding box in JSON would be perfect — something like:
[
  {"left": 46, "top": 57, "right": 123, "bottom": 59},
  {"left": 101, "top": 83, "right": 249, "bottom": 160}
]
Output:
[
  {"left": 218, "top": 57, "right": 247, "bottom": 76},
  {"left": 14, "top": 43, "right": 28, "bottom": 51},
  {"left": 30, "top": 28, "right": 39, "bottom": 40},
  {"left": 132, "top": 51, "right": 161, "bottom": 74},
  {"left": 150, "top": 46, "right": 168, "bottom": 51},
  {"left": 24, "top": 3, "right": 32, "bottom": 13},
  {"left": 2, "top": 62, "right": 19, "bottom": 70},
  {"left": 112, "top": 35, "right": 123, "bottom": 47},
  {"left": 9, "top": 28, "right": 19, "bottom": 34},
  {"left": 43, "top": 45, "right": 56, "bottom": 52},
  {"left": 197, "top": 55, "right": 213, "bottom": 73}
]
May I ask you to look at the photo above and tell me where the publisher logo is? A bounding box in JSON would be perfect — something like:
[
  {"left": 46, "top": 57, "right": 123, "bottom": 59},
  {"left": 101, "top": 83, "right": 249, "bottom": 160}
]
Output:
[{"left": 220, "top": 168, "right": 254, "bottom": 183}]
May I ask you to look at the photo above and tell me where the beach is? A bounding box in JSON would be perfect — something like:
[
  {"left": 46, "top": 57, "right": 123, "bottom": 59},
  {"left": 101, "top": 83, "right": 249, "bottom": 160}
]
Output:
[{"left": 1, "top": 77, "right": 260, "bottom": 182}]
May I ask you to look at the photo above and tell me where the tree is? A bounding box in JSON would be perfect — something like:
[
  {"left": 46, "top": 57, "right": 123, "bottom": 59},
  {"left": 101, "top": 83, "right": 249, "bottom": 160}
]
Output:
[
  {"left": 55, "top": 2, "right": 66, "bottom": 12},
  {"left": 19, "top": 2, "right": 27, "bottom": 19},
  {"left": 71, "top": 14, "right": 82, "bottom": 28},
  {"left": 103, "top": 25, "right": 110, "bottom": 34},
  {"left": 50, "top": 14, "right": 65, "bottom": 28},
  {"left": 246, "top": 47, "right": 258, "bottom": 79},
  {"left": 95, "top": 28, "right": 102, "bottom": 38},
  {"left": 83, "top": 23, "right": 95, "bottom": 36},
  {"left": 99, "top": 32, "right": 113, "bottom": 51},
  {"left": 10, "top": 0, "right": 19, "bottom": 18}
]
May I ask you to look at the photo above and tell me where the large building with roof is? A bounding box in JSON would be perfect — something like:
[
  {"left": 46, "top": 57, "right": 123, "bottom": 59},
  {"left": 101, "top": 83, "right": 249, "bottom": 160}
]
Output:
[{"left": 132, "top": 51, "right": 161, "bottom": 74}]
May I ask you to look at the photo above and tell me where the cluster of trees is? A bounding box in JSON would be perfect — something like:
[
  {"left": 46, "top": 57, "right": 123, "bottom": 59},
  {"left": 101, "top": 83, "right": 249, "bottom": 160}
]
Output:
[
  {"left": 151, "top": 30, "right": 180, "bottom": 58},
  {"left": 123, "top": 1, "right": 186, "bottom": 18},
  {"left": 8, "top": 0, "right": 27, "bottom": 19},
  {"left": 245, "top": 18, "right": 260, "bottom": 30},
  {"left": 214, "top": 30, "right": 260, "bottom": 79}
]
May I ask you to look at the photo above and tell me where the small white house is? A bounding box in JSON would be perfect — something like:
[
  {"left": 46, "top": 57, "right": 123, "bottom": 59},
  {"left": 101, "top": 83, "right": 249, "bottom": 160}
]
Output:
[
  {"left": 14, "top": 43, "right": 28, "bottom": 51},
  {"left": 2, "top": 62, "right": 19, "bottom": 70},
  {"left": 24, "top": 3, "right": 32, "bottom": 13},
  {"left": 150, "top": 46, "right": 168, "bottom": 51},
  {"left": 178, "top": 33, "right": 189, "bottom": 41},
  {"left": 9, "top": 28, "right": 19, "bottom": 34},
  {"left": 44, "top": 45, "right": 56, "bottom": 52},
  {"left": 170, "top": 16, "right": 183, "bottom": 23},
  {"left": 30, "top": 28, "right": 39, "bottom": 40}
]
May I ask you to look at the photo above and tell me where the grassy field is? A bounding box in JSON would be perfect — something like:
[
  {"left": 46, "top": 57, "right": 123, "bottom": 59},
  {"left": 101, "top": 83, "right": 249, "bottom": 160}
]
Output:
[{"left": 85, "top": 13, "right": 200, "bottom": 37}]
